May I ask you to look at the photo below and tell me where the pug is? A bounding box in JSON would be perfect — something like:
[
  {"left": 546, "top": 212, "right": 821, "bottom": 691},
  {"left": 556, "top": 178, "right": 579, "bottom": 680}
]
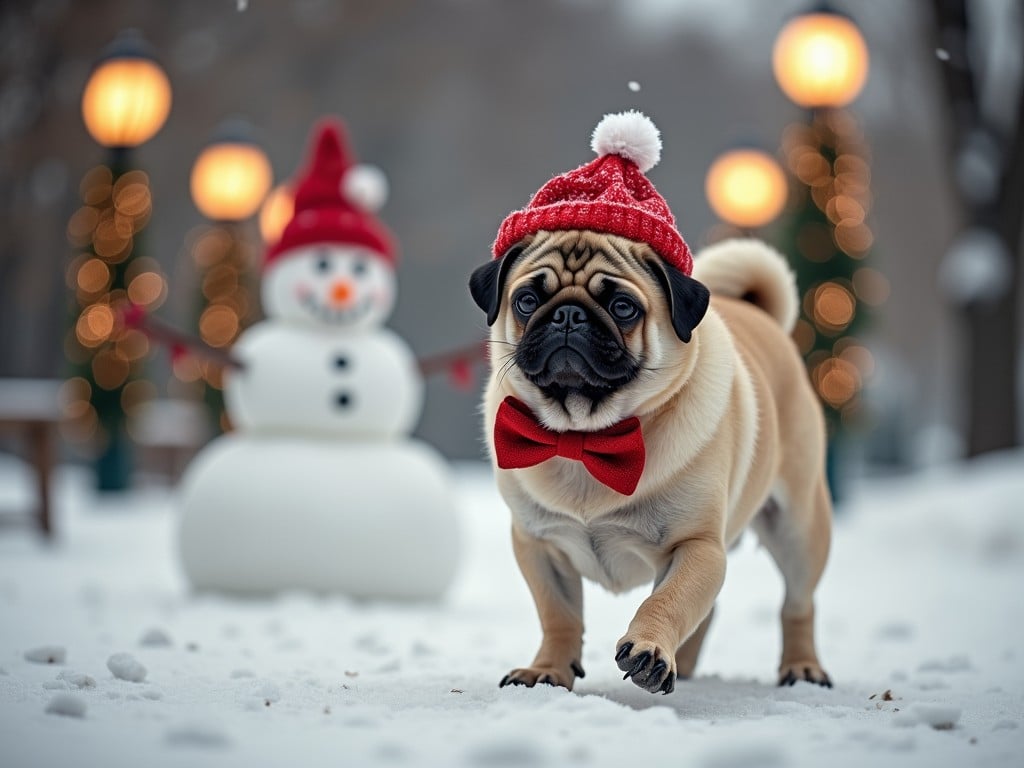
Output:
[{"left": 467, "top": 111, "right": 832, "bottom": 695}]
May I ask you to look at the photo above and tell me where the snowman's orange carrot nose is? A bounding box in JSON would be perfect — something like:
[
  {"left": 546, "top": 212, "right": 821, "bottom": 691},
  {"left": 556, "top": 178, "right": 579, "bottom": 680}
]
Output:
[{"left": 330, "top": 279, "right": 354, "bottom": 306}]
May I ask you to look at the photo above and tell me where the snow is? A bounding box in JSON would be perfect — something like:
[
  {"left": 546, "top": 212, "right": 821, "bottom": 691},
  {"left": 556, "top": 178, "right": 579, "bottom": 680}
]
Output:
[
  {"left": 1, "top": 453, "right": 1023, "bottom": 766},
  {"left": 56, "top": 670, "right": 96, "bottom": 689},
  {"left": 44, "top": 693, "right": 86, "bottom": 718},
  {"left": 938, "top": 227, "right": 1012, "bottom": 304},
  {"left": 106, "top": 653, "right": 147, "bottom": 683},
  {"left": 138, "top": 627, "right": 173, "bottom": 647},
  {"left": 23, "top": 646, "right": 66, "bottom": 665}
]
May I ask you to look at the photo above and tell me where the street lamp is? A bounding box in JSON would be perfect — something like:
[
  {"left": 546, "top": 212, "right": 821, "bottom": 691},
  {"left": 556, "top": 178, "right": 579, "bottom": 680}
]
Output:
[
  {"left": 190, "top": 125, "right": 273, "bottom": 221},
  {"left": 81, "top": 29, "right": 172, "bottom": 153},
  {"left": 187, "top": 120, "right": 272, "bottom": 432},
  {"left": 705, "top": 148, "right": 788, "bottom": 230},
  {"left": 772, "top": 7, "right": 874, "bottom": 499},
  {"left": 772, "top": 10, "right": 869, "bottom": 109},
  {"left": 67, "top": 30, "right": 171, "bottom": 491}
]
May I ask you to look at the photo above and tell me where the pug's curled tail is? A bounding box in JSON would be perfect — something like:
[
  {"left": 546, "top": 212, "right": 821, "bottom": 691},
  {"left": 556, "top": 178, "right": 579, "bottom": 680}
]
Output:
[{"left": 691, "top": 238, "right": 799, "bottom": 333}]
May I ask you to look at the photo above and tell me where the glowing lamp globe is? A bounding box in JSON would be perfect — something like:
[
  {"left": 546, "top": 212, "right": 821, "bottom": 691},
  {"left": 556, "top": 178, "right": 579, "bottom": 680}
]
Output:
[
  {"left": 772, "top": 11, "right": 869, "bottom": 108},
  {"left": 259, "top": 184, "right": 295, "bottom": 245},
  {"left": 81, "top": 31, "right": 171, "bottom": 148},
  {"left": 191, "top": 129, "right": 273, "bottom": 222},
  {"left": 705, "top": 148, "right": 788, "bottom": 228}
]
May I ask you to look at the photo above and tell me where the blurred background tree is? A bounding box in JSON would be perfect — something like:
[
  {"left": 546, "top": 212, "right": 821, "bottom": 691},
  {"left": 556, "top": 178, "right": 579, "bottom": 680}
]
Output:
[{"left": 930, "top": 0, "right": 1024, "bottom": 457}]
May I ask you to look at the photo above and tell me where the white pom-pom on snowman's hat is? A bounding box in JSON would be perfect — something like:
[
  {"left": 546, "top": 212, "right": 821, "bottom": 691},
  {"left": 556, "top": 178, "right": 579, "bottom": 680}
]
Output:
[
  {"left": 590, "top": 110, "right": 661, "bottom": 173},
  {"left": 343, "top": 164, "right": 389, "bottom": 212}
]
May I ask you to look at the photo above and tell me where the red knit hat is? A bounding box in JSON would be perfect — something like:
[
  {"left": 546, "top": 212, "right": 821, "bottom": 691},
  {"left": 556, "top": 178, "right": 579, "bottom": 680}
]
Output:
[
  {"left": 265, "top": 118, "right": 396, "bottom": 269},
  {"left": 493, "top": 111, "right": 691, "bottom": 275}
]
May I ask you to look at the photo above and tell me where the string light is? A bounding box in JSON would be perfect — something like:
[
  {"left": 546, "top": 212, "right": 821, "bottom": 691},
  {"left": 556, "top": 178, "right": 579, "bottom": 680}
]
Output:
[
  {"left": 780, "top": 109, "right": 883, "bottom": 427},
  {"left": 64, "top": 162, "right": 165, "bottom": 449}
]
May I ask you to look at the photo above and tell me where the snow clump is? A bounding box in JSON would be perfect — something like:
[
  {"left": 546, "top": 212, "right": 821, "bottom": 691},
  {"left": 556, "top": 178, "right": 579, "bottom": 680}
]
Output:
[
  {"left": 138, "top": 627, "right": 173, "bottom": 647},
  {"left": 45, "top": 694, "right": 87, "bottom": 718},
  {"left": 107, "top": 652, "right": 147, "bottom": 682},
  {"left": 24, "top": 645, "right": 66, "bottom": 664}
]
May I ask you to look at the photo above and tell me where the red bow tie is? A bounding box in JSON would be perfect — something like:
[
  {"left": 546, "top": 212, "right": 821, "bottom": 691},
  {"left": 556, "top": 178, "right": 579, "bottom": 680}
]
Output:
[{"left": 493, "top": 396, "right": 646, "bottom": 496}]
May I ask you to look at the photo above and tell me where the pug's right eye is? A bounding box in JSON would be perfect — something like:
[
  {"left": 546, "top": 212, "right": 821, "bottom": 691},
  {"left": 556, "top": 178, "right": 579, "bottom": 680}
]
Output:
[{"left": 513, "top": 290, "right": 539, "bottom": 317}]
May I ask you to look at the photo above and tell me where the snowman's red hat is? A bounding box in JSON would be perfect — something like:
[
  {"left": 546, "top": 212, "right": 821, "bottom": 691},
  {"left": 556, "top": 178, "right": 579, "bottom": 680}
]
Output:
[{"left": 265, "top": 119, "right": 396, "bottom": 269}]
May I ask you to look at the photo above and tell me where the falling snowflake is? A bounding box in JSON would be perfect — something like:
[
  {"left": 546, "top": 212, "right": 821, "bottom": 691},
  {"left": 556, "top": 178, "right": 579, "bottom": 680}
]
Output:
[{"left": 627, "top": 81, "right": 641, "bottom": 92}]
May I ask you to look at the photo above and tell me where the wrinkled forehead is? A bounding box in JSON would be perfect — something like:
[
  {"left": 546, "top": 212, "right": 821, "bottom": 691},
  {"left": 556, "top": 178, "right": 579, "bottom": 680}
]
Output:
[{"left": 511, "top": 231, "right": 654, "bottom": 296}]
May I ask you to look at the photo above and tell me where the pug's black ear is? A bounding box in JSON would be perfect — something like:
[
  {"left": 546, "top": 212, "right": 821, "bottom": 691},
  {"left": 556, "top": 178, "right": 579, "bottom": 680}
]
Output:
[
  {"left": 648, "top": 259, "right": 710, "bottom": 343},
  {"left": 468, "top": 246, "right": 525, "bottom": 326}
]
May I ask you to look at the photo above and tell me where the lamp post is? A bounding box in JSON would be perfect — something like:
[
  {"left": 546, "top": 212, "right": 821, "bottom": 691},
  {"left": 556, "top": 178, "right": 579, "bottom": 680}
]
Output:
[
  {"left": 186, "top": 120, "right": 272, "bottom": 431},
  {"left": 705, "top": 147, "right": 788, "bottom": 232},
  {"left": 772, "top": 7, "right": 876, "bottom": 495},
  {"left": 67, "top": 30, "right": 171, "bottom": 491},
  {"left": 772, "top": 10, "right": 869, "bottom": 111}
]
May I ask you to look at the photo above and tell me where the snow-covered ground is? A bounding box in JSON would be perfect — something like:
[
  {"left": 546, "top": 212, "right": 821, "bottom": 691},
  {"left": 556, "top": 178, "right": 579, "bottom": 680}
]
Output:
[{"left": 0, "top": 453, "right": 1022, "bottom": 767}]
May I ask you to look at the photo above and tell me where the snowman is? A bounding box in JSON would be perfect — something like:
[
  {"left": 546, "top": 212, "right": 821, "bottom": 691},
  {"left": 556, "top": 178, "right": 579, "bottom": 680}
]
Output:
[{"left": 177, "top": 120, "right": 460, "bottom": 600}]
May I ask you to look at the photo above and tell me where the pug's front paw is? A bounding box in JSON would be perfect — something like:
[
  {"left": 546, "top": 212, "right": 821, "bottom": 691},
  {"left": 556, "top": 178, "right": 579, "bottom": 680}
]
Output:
[
  {"left": 499, "top": 661, "right": 584, "bottom": 691},
  {"left": 615, "top": 639, "right": 676, "bottom": 694}
]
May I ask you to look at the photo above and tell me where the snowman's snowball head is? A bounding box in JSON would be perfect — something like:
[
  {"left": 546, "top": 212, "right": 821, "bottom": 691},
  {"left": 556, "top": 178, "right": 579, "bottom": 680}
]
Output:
[{"left": 262, "top": 244, "right": 396, "bottom": 330}]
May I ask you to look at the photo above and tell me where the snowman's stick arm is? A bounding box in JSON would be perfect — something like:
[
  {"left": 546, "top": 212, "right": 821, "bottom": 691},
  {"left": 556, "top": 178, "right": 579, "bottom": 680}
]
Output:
[
  {"left": 417, "top": 340, "right": 488, "bottom": 377},
  {"left": 123, "top": 305, "right": 246, "bottom": 371}
]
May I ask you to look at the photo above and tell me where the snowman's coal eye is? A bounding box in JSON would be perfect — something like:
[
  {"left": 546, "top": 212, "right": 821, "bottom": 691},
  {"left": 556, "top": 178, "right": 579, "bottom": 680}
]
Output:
[
  {"left": 315, "top": 257, "right": 331, "bottom": 273},
  {"left": 353, "top": 259, "right": 367, "bottom": 276}
]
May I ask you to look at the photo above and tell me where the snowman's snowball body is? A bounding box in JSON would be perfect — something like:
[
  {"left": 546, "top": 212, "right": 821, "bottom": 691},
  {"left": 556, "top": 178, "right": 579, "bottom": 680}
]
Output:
[
  {"left": 178, "top": 434, "right": 458, "bottom": 598},
  {"left": 225, "top": 324, "right": 422, "bottom": 438}
]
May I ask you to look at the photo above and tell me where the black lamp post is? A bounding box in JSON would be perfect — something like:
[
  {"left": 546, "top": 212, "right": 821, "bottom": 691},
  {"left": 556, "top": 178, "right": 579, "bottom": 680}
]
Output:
[{"left": 68, "top": 29, "right": 171, "bottom": 491}]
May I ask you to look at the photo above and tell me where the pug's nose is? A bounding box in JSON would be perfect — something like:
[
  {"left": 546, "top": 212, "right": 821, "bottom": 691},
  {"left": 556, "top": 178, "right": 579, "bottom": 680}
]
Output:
[{"left": 550, "top": 304, "right": 587, "bottom": 331}]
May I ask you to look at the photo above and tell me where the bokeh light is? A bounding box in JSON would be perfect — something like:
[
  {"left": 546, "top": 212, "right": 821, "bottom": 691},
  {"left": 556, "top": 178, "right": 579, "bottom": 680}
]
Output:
[
  {"left": 773, "top": 11, "right": 869, "bottom": 109},
  {"left": 259, "top": 184, "right": 294, "bottom": 244},
  {"left": 82, "top": 48, "right": 171, "bottom": 148},
  {"left": 191, "top": 142, "right": 273, "bottom": 221},
  {"left": 705, "top": 148, "right": 788, "bottom": 228}
]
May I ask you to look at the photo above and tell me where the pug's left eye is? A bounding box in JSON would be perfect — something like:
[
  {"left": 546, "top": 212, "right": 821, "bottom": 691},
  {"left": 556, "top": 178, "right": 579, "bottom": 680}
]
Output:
[{"left": 610, "top": 296, "right": 640, "bottom": 322}]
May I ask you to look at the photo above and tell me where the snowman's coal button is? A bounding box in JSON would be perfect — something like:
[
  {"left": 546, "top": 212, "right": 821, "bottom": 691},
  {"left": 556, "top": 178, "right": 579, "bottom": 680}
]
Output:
[
  {"left": 335, "top": 392, "right": 353, "bottom": 409},
  {"left": 333, "top": 355, "right": 349, "bottom": 370}
]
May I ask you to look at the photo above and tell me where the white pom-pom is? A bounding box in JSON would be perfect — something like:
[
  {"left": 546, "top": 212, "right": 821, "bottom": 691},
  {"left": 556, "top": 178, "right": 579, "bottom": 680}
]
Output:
[
  {"left": 342, "top": 164, "right": 389, "bottom": 212},
  {"left": 590, "top": 110, "right": 662, "bottom": 172}
]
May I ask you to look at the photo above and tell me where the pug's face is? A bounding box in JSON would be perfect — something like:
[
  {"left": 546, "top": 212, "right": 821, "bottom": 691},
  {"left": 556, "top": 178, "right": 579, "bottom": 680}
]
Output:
[{"left": 470, "top": 230, "right": 710, "bottom": 431}]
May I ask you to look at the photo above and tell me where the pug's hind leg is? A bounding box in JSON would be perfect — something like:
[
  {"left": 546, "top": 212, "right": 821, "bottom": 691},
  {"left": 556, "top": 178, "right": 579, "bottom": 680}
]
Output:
[
  {"left": 500, "top": 524, "right": 585, "bottom": 691},
  {"left": 674, "top": 604, "right": 714, "bottom": 680},
  {"left": 753, "top": 486, "right": 833, "bottom": 688}
]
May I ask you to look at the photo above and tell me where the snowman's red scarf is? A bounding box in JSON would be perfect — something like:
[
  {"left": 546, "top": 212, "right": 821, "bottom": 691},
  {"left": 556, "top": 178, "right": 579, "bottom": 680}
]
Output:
[{"left": 493, "top": 396, "right": 646, "bottom": 496}]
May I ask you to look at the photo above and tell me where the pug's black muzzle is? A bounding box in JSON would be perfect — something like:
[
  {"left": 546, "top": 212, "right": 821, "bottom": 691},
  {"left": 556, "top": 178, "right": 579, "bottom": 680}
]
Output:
[{"left": 516, "top": 301, "right": 639, "bottom": 404}]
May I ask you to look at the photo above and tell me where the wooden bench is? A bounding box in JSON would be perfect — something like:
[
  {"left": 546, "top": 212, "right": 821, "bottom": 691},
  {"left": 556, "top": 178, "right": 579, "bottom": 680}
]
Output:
[{"left": 0, "top": 378, "right": 63, "bottom": 537}]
